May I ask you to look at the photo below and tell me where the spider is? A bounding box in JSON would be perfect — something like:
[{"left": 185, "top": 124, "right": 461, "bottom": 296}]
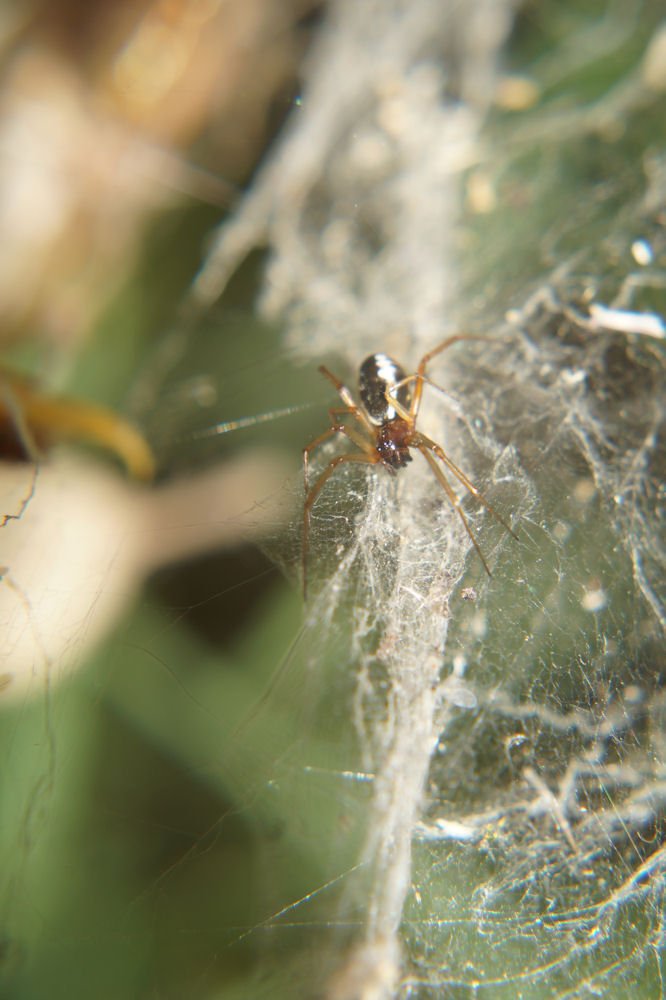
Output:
[{"left": 302, "top": 335, "right": 518, "bottom": 597}]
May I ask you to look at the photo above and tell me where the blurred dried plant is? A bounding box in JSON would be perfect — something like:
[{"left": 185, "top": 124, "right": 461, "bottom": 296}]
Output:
[
  {"left": 0, "top": 0, "right": 311, "bottom": 699},
  {"left": 0, "top": 0, "right": 317, "bottom": 349}
]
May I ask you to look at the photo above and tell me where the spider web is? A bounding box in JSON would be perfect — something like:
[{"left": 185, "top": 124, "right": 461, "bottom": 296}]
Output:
[
  {"left": 2, "top": 2, "right": 665, "bottom": 999},
  {"left": 185, "top": 1, "right": 666, "bottom": 996}
]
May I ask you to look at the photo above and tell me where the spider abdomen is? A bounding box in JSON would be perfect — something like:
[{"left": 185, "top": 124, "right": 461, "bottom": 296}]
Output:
[{"left": 359, "top": 353, "right": 412, "bottom": 425}]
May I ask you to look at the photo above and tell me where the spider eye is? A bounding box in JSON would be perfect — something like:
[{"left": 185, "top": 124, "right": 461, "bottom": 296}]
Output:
[{"left": 359, "top": 353, "right": 410, "bottom": 424}]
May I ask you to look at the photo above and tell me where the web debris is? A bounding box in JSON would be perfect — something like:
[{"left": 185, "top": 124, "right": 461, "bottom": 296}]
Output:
[{"left": 188, "top": 1, "right": 666, "bottom": 997}]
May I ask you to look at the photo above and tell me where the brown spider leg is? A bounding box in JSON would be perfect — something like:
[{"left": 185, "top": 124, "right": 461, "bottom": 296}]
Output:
[
  {"left": 412, "top": 430, "right": 519, "bottom": 540},
  {"left": 303, "top": 408, "right": 376, "bottom": 494},
  {"left": 385, "top": 373, "right": 446, "bottom": 427},
  {"left": 318, "top": 365, "right": 377, "bottom": 436},
  {"left": 303, "top": 426, "right": 339, "bottom": 496},
  {"left": 417, "top": 443, "right": 492, "bottom": 576},
  {"left": 410, "top": 334, "right": 487, "bottom": 424},
  {"left": 302, "top": 450, "right": 379, "bottom": 599}
]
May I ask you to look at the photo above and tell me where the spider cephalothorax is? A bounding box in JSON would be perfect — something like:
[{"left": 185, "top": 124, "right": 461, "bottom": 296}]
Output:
[
  {"left": 375, "top": 419, "right": 412, "bottom": 472},
  {"left": 301, "top": 336, "right": 517, "bottom": 597}
]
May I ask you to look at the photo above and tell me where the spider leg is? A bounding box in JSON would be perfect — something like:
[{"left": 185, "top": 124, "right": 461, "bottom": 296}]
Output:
[
  {"left": 385, "top": 373, "right": 449, "bottom": 425},
  {"left": 410, "top": 334, "right": 486, "bottom": 425},
  {"left": 418, "top": 334, "right": 484, "bottom": 368},
  {"left": 303, "top": 407, "right": 376, "bottom": 494},
  {"left": 318, "top": 365, "right": 377, "bottom": 436},
  {"left": 413, "top": 430, "right": 519, "bottom": 540},
  {"left": 302, "top": 450, "right": 379, "bottom": 599},
  {"left": 303, "top": 426, "right": 339, "bottom": 496},
  {"left": 417, "top": 444, "right": 492, "bottom": 576}
]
